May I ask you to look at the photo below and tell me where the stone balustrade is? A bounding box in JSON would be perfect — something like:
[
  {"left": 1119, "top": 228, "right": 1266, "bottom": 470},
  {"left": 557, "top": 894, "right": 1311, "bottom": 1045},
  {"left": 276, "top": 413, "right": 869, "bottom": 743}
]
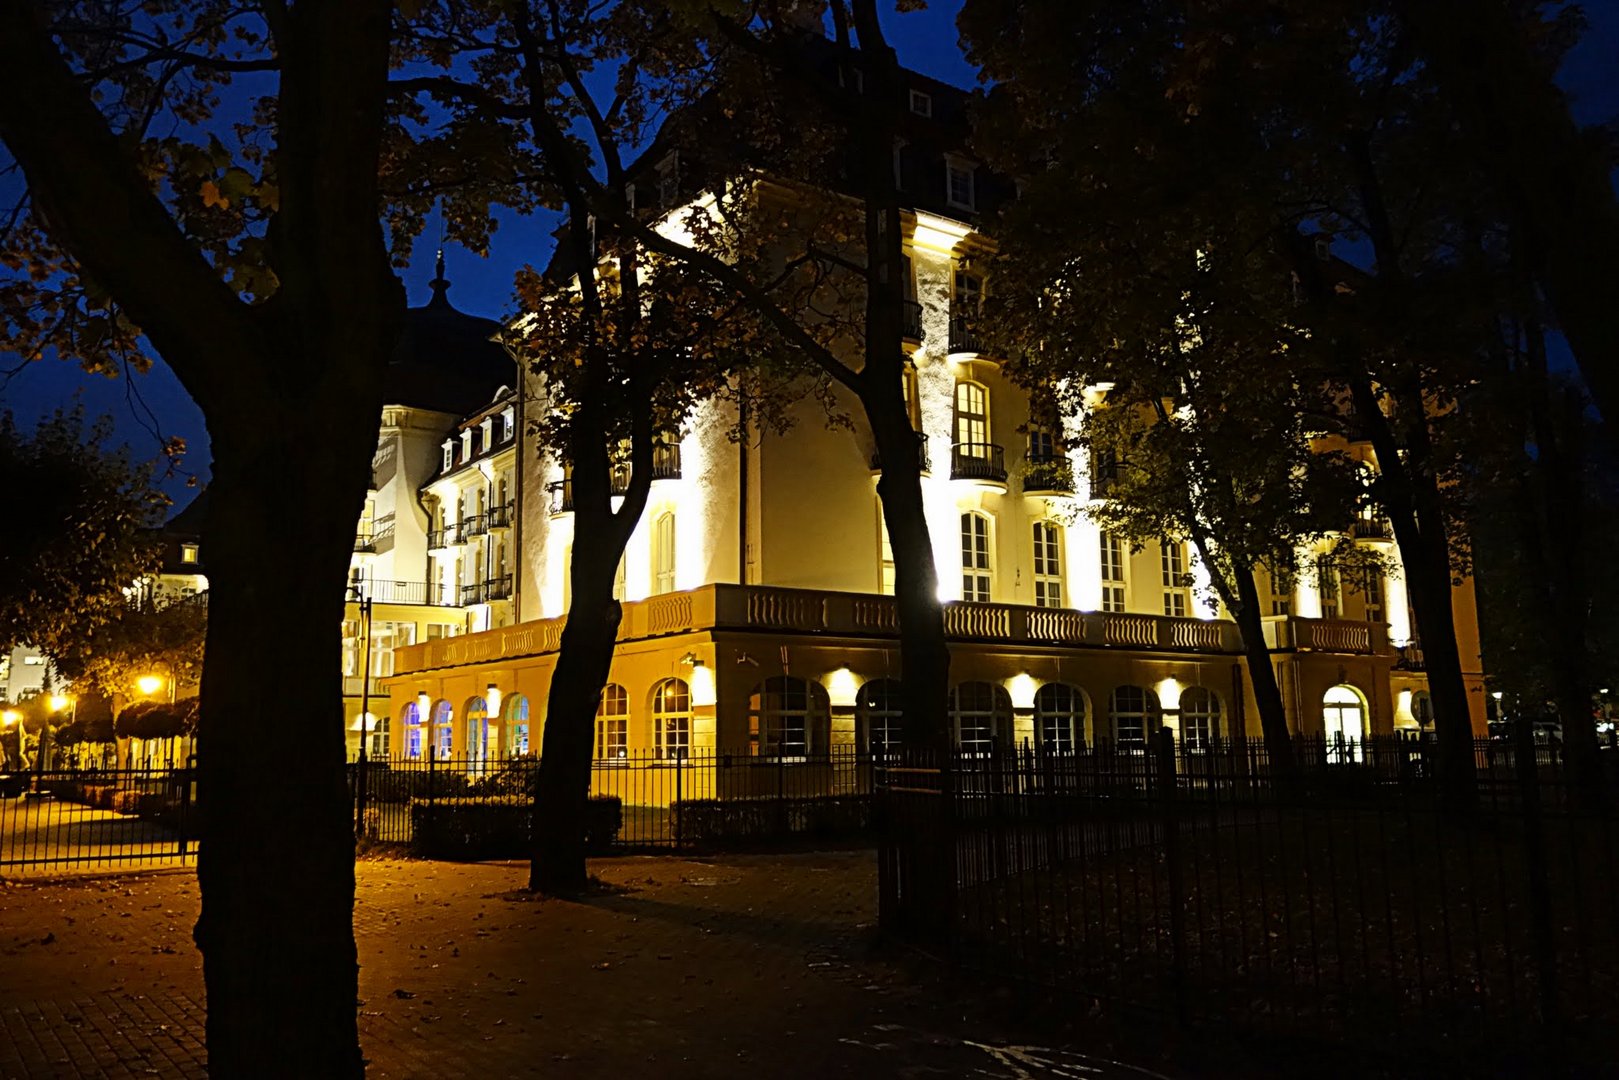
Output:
[{"left": 391, "top": 582, "right": 1385, "bottom": 675}]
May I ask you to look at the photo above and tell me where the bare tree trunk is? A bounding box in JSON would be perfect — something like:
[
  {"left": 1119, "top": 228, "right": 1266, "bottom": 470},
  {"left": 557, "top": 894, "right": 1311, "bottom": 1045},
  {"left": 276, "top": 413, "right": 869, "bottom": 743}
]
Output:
[{"left": 1230, "top": 565, "right": 1296, "bottom": 771}]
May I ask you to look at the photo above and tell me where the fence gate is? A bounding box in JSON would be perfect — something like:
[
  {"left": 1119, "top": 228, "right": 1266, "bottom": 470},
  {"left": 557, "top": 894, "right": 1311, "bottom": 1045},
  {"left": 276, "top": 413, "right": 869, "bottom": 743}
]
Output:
[{"left": 0, "top": 764, "right": 197, "bottom": 874}]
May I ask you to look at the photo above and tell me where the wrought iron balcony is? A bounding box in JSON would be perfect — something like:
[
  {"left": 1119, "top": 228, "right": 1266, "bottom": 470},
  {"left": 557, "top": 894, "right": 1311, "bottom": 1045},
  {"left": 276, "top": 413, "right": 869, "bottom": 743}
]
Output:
[
  {"left": 951, "top": 442, "right": 1007, "bottom": 484},
  {"left": 869, "top": 430, "right": 930, "bottom": 474},
  {"left": 487, "top": 502, "right": 514, "bottom": 529},
  {"left": 901, "top": 300, "right": 923, "bottom": 343},
  {"left": 547, "top": 480, "right": 573, "bottom": 515},
  {"left": 484, "top": 574, "right": 514, "bottom": 601},
  {"left": 1350, "top": 515, "right": 1392, "bottom": 540},
  {"left": 460, "top": 581, "right": 483, "bottom": 606},
  {"left": 948, "top": 315, "right": 983, "bottom": 356},
  {"left": 1022, "top": 452, "right": 1074, "bottom": 494},
  {"left": 347, "top": 580, "right": 460, "bottom": 607},
  {"left": 461, "top": 513, "right": 489, "bottom": 540},
  {"left": 427, "top": 526, "right": 454, "bottom": 550},
  {"left": 354, "top": 529, "right": 376, "bottom": 553},
  {"left": 651, "top": 440, "right": 681, "bottom": 480}
]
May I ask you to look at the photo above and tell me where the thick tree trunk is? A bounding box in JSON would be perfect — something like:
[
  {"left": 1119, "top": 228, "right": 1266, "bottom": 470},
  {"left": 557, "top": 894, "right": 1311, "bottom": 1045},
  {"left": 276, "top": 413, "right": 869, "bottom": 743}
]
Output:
[
  {"left": 195, "top": 411, "right": 381, "bottom": 1077},
  {"left": 1231, "top": 565, "right": 1296, "bottom": 772},
  {"left": 530, "top": 538, "right": 623, "bottom": 894},
  {"left": 870, "top": 399, "right": 950, "bottom": 750}
]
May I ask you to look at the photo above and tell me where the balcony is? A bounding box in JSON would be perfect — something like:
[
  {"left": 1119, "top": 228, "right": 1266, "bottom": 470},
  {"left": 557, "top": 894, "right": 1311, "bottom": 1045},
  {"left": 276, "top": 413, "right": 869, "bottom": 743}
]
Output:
[
  {"left": 901, "top": 300, "right": 923, "bottom": 344},
  {"left": 487, "top": 502, "right": 514, "bottom": 530},
  {"left": 651, "top": 441, "right": 682, "bottom": 481},
  {"left": 948, "top": 315, "right": 983, "bottom": 357},
  {"left": 461, "top": 576, "right": 515, "bottom": 606},
  {"left": 354, "top": 529, "right": 376, "bottom": 553},
  {"left": 353, "top": 521, "right": 395, "bottom": 553},
  {"left": 951, "top": 442, "right": 1008, "bottom": 484},
  {"left": 461, "top": 513, "right": 489, "bottom": 540},
  {"left": 869, "top": 430, "right": 931, "bottom": 474},
  {"left": 1022, "top": 453, "right": 1074, "bottom": 494},
  {"left": 547, "top": 480, "right": 573, "bottom": 516},
  {"left": 1350, "top": 515, "right": 1393, "bottom": 540},
  {"left": 427, "top": 526, "right": 454, "bottom": 550},
  {"left": 347, "top": 579, "right": 460, "bottom": 607}
]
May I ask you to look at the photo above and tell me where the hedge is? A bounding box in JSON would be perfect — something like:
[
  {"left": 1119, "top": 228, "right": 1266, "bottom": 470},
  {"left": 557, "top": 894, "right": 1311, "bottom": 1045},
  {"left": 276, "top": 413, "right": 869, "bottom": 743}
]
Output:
[
  {"left": 408, "top": 795, "right": 621, "bottom": 861},
  {"left": 671, "top": 794, "right": 870, "bottom": 845}
]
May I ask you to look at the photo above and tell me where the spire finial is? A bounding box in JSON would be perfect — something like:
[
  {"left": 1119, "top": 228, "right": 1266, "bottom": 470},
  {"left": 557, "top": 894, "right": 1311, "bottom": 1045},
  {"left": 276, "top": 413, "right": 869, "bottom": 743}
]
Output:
[{"left": 429, "top": 248, "right": 450, "bottom": 304}]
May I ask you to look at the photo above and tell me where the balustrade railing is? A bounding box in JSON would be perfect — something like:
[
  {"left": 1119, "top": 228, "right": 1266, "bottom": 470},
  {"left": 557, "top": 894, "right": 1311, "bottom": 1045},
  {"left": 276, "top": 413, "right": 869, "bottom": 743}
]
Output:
[{"left": 951, "top": 442, "right": 1007, "bottom": 483}]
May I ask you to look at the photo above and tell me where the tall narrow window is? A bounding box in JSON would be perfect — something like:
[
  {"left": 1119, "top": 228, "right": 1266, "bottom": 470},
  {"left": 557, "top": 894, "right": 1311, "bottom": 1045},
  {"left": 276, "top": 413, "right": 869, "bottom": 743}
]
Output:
[
  {"left": 1180, "top": 688, "right": 1221, "bottom": 751},
  {"left": 596, "top": 684, "right": 629, "bottom": 761},
  {"left": 859, "top": 679, "right": 904, "bottom": 757},
  {"left": 652, "top": 512, "right": 676, "bottom": 595},
  {"left": 945, "top": 158, "right": 977, "bottom": 211},
  {"left": 951, "top": 682, "right": 1009, "bottom": 755},
  {"left": 961, "top": 513, "right": 992, "bottom": 602},
  {"left": 1100, "top": 532, "right": 1127, "bottom": 613},
  {"left": 652, "top": 678, "right": 691, "bottom": 760},
  {"left": 1363, "top": 569, "right": 1384, "bottom": 623},
  {"left": 1160, "top": 540, "right": 1188, "bottom": 618},
  {"left": 1317, "top": 561, "right": 1340, "bottom": 619},
  {"left": 1035, "top": 683, "right": 1085, "bottom": 753},
  {"left": 953, "top": 381, "right": 989, "bottom": 452},
  {"left": 1268, "top": 556, "right": 1295, "bottom": 616},
  {"left": 1031, "top": 522, "right": 1063, "bottom": 608},
  {"left": 953, "top": 269, "right": 982, "bottom": 316}
]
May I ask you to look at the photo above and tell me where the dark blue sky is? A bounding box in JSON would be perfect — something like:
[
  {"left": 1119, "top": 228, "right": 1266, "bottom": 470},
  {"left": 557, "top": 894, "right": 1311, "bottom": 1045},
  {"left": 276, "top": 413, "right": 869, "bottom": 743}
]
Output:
[{"left": 1, "top": 0, "right": 1614, "bottom": 504}]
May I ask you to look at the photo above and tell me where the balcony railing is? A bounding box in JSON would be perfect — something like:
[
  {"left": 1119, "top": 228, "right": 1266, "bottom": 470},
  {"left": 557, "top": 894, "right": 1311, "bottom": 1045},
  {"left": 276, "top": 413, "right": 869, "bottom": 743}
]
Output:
[
  {"left": 461, "top": 576, "right": 515, "bottom": 605},
  {"left": 461, "top": 513, "right": 489, "bottom": 540},
  {"left": 547, "top": 480, "right": 573, "bottom": 515},
  {"left": 651, "top": 441, "right": 682, "bottom": 480},
  {"left": 354, "top": 530, "right": 376, "bottom": 553},
  {"left": 353, "top": 521, "right": 396, "bottom": 553},
  {"left": 1022, "top": 453, "right": 1074, "bottom": 494},
  {"left": 951, "top": 442, "right": 1008, "bottom": 484},
  {"left": 347, "top": 580, "right": 460, "bottom": 607},
  {"left": 869, "top": 430, "right": 931, "bottom": 474},
  {"left": 901, "top": 299, "right": 923, "bottom": 342},
  {"left": 487, "top": 502, "right": 514, "bottom": 529},
  {"left": 948, "top": 315, "right": 984, "bottom": 356},
  {"left": 1350, "top": 515, "right": 1392, "bottom": 540}
]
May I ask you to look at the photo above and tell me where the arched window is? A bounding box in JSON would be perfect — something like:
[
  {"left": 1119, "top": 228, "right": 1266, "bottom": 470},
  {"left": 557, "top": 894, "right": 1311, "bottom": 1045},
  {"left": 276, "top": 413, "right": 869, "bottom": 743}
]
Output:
[
  {"left": 1032, "top": 521, "right": 1063, "bottom": 608},
  {"left": 747, "top": 676, "right": 829, "bottom": 758},
  {"left": 504, "top": 694, "right": 530, "bottom": 756},
  {"left": 652, "top": 512, "right": 677, "bottom": 595},
  {"left": 464, "top": 696, "right": 489, "bottom": 767},
  {"left": 960, "top": 512, "right": 992, "bottom": 602},
  {"left": 1180, "top": 687, "right": 1221, "bottom": 751},
  {"left": 952, "top": 681, "right": 1011, "bottom": 755},
  {"left": 1108, "top": 685, "right": 1160, "bottom": 750},
  {"left": 369, "top": 713, "right": 391, "bottom": 759},
  {"left": 596, "top": 684, "right": 629, "bottom": 761},
  {"left": 1035, "top": 683, "right": 1086, "bottom": 753},
  {"left": 953, "top": 380, "right": 990, "bottom": 450},
  {"left": 401, "top": 701, "right": 423, "bottom": 759},
  {"left": 1323, "top": 684, "right": 1366, "bottom": 763},
  {"left": 858, "top": 678, "right": 904, "bottom": 757},
  {"left": 432, "top": 699, "right": 453, "bottom": 758},
  {"left": 652, "top": 678, "right": 691, "bottom": 760}
]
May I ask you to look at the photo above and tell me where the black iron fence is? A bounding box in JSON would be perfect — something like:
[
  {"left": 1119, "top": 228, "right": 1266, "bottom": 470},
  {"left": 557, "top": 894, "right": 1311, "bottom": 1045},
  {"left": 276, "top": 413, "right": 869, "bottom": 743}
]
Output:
[
  {"left": 350, "top": 749, "right": 876, "bottom": 855},
  {"left": 877, "top": 730, "right": 1619, "bottom": 1072},
  {"left": 0, "top": 762, "right": 196, "bottom": 872}
]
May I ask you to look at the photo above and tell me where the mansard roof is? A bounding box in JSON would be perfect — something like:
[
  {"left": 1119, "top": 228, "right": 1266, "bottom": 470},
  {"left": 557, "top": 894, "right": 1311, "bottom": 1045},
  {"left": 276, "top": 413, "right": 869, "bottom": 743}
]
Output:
[{"left": 385, "top": 254, "right": 514, "bottom": 416}]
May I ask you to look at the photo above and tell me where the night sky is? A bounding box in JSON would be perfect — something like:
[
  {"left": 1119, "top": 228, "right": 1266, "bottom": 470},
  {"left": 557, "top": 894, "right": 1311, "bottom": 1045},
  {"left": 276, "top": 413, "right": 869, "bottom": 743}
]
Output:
[{"left": 1, "top": 0, "right": 1614, "bottom": 505}]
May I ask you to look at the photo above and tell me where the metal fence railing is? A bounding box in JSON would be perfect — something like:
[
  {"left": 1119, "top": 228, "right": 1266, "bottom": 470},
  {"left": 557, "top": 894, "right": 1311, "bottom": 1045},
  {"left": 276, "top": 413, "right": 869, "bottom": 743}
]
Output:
[
  {"left": 0, "top": 762, "right": 196, "bottom": 872},
  {"left": 349, "top": 749, "right": 876, "bottom": 854},
  {"left": 876, "top": 729, "right": 1619, "bottom": 1072}
]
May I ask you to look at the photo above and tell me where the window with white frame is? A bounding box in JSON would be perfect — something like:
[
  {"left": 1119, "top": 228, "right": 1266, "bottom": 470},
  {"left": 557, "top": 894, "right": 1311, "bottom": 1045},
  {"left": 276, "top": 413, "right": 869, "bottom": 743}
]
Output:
[
  {"left": 1108, "top": 685, "right": 1159, "bottom": 749},
  {"left": 1179, "top": 687, "right": 1221, "bottom": 751},
  {"left": 960, "top": 512, "right": 992, "bottom": 602},
  {"left": 747, "top": 676, "right": 827, "bottom": 758},
  {"left": 442, "top": 443, "right": 454, "bottom": 472},
  {"left": 1161, "top": 540, "right": 1189, "bottom": 617},
  {"left": 952, "top": 681, "right": 1010, "bottom": 755},
  {"left": 433, "top": 699, "right": 454, "bottom": 757},
  {"left": 945, "top": 156, "right": 976, "bottom": 211},
  {"left": 1317, "top": 560, "right": 1340, "bottom": 619},
  {"left": 909, "top": 89, "right": 933, "bottom": 116},
  {"left": 1363, "top": 568, "right": 1385, "bottom": 623},
  {"left": 1032, "top": 521, "right": 1063, "bottom": 608},
  {"left": 652, "top": 512, "right": 676, "bottom": 595},
  {"left": 596, "top": 684, "right": 629, "bottom": 761},
  {"left": 878, "top": 503, "right": 895, "bottom": 595},
  {"left": 953, "top": 380, "right": 989, "bottom": 451},
  {"left": 953, "top": 268, "right": 982, "bottom": 318},
  {"left": 1100, "top": 532, "right": 1127, "bottom": 613},
  {"left": 1035, "top": 682, "right": 1086, "bottom": 753},
  {"left": 652, "top": 678, "right": 691, "bottom": 760},
  {"left": 859, "top": 678, "right": 904, "bottom": 757},
  {"left": 180, "top": 543, "right": 199, "bottom": 564},
  {"left": 505, "top": 694, "right": 530, "bottom": 756},
  {"left": 402, "top": 701, "right": 423, "bottom": 759}
]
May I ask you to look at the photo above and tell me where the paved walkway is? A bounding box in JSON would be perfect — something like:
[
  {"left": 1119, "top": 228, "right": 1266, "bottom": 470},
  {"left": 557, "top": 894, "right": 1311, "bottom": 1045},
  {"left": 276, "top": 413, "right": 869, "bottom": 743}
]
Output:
[{"left": 0, "top": 852, "right": 1177, "bottom": 1078}]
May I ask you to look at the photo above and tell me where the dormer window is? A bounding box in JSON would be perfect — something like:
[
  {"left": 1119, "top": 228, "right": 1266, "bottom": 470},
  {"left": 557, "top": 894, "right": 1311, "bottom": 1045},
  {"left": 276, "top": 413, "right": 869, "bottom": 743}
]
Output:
[
  {"left": 442, "top": 441, "right": 455, "bottom": 472},
  {"left": 480, "top": 416, "right": 494, "bottom": 449},
  {"left": 946, "top": 156, "right": 976, "bottom": 212},
  {"left": 460, "top": 430, "right": 473, "bottom": 460},
  {"left": 909, "top": 90, "right": 933, "bottom": 117},
  {"left": 180, "top": 543, "right": 199, "bottom": 565},
  {"left": 500, "top": 406, "right": 516, "bottom": 442}
]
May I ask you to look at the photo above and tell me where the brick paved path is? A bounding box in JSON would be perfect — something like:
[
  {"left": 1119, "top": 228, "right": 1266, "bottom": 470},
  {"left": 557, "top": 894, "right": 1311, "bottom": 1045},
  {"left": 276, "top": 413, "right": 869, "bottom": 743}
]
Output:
[{"left": 0, "top": 852, "right": 1176, "bottom": 1078}]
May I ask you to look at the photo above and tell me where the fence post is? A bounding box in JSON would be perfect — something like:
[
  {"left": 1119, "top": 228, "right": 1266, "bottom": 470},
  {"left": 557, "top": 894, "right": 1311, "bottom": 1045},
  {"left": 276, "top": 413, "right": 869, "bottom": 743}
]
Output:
[
  {"left": 176, "top": 753, "right": 194, "bottom": 860},
  {"left": 1514, "top": 716, "right": 1562, "bottom": 1047},
  {"left": 1156, "top": 725, "right": 1189, "bottom": 1029},
  {"left": 674, "top": 753, "right": 684, "bottom": 849}
]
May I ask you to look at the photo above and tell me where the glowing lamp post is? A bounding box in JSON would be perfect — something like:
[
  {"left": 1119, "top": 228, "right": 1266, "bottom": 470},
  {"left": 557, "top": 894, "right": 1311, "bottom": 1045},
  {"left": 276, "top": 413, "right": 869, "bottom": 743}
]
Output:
[{"left": 136, "top": 674, "right": 166, "bottom": 697}]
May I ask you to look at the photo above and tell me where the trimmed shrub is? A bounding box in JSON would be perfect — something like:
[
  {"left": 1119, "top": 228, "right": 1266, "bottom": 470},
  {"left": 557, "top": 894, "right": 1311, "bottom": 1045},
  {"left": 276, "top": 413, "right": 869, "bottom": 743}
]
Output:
[
  {"left": 409, "top": 795, "right": 622, "bottom": 861},
  {"left": 671, "top": 795, "right": 870, "bottom": 845}
]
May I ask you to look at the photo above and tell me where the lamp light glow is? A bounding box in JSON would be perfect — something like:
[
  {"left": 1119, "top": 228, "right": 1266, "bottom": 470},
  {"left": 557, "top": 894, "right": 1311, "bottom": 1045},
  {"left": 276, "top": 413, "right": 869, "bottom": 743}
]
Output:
[
  {"left": 136, "top": 674, "right": 165, "bottom": 696},
  {"left": 1155, "top": 677, "right": 1183, "bottom": 711},
  {"left": 485, "top": 683, "right": 502, "bottom": 717},
  {"left": 1008, "top": 673, "right": 1039, "bottom": 711},
  {"left": 47, "top": 694, "right": 70, "bottom": 714},
  {"left": 1, "top": 709, "right": 19, "bottom": 726},
  {"left": 417, "top": 691, "right": 432, "bottom": 719},
  {"left": 689, "top": 660, "right": 717, "bottom": 708},
  {"left": 825, "top": 667, "right": 860, "bottom": 709}
]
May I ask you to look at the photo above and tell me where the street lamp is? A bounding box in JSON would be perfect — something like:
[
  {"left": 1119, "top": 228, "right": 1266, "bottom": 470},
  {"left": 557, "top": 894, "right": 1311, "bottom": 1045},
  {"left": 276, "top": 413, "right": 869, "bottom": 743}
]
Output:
[{"left": 136, "top": 674, "right": 166, "bottom": 697}]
